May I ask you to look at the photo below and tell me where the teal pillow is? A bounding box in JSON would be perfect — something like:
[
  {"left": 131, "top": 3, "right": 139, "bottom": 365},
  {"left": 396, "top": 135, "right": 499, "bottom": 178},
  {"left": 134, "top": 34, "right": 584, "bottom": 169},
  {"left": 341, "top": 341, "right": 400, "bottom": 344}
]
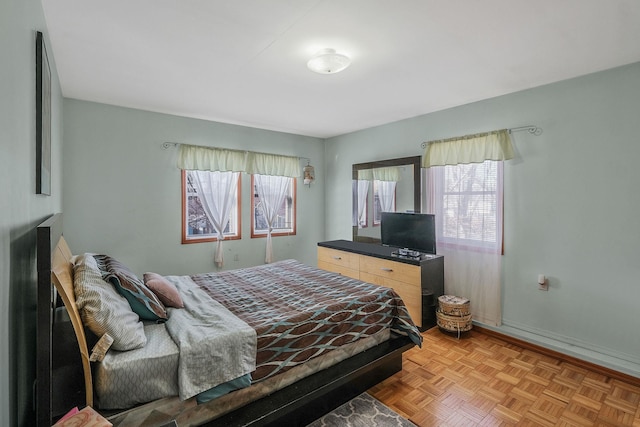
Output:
[{"left": 94, "top": 254, "right": 168, "bottom": 322}]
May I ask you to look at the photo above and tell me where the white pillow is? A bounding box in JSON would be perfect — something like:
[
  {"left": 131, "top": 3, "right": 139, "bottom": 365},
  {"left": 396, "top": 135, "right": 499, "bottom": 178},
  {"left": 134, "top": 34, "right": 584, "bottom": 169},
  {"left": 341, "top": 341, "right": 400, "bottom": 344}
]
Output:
[{"left": 73, "top": 254, "right": 147, "bottom": 351}]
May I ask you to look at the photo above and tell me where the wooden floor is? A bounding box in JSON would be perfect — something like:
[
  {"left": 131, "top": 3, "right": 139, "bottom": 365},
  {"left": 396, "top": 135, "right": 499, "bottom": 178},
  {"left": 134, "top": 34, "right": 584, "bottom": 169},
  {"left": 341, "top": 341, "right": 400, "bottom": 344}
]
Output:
[{"left": 369, "top": 328, "right": 640, "bottom": 426}]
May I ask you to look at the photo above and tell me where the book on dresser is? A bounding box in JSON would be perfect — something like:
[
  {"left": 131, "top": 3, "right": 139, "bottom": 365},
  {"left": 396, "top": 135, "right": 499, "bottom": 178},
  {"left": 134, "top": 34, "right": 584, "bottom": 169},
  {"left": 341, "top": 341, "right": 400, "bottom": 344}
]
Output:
[{"left": 317, "top": 240, "right": 444, "bottom": 331}]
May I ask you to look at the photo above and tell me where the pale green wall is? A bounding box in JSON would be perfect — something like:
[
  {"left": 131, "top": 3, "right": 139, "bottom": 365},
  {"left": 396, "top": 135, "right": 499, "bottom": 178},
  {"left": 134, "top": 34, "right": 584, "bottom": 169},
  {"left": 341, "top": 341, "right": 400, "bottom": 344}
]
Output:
[
  {"left": 3, "top": 5, "right": 638, "bottom": 424},
  {"left": 325, "top": 62, "right": 640, "bottom": 377},
  {"left": 0, "top": 0, "right": 64, "bottom": 425},
  {"left": 62, "top": 100, "right": 325, "bottom": 276}
]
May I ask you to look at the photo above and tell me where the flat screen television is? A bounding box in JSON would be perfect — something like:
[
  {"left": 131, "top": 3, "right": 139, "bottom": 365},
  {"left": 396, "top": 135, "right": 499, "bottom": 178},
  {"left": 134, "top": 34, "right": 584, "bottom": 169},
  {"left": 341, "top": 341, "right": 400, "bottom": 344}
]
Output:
[{"left": 380, "top": 212, "right": 436, "bottom": 255}]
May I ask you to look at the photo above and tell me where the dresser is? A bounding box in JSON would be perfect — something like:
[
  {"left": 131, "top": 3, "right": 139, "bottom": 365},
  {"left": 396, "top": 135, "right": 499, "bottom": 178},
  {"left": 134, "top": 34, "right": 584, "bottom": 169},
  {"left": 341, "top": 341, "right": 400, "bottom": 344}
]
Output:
[{"left": 317, "top": 240, "right": 444, "bottom": 331}]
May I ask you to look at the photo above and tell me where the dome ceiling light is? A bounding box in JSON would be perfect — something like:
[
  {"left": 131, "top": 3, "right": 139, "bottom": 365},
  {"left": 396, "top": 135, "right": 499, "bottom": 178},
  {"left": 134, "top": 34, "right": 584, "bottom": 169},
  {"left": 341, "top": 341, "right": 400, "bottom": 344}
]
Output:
[{"left": 307, "top": 48, "right": 351, "bottom": 74}]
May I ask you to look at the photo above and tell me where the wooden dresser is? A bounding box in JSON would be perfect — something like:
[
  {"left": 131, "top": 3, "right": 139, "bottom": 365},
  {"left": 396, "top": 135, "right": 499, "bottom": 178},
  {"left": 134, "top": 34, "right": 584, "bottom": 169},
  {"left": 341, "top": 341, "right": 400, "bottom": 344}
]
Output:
[{"left": 317, "top": 240, "right": 444, "bottom": 331}]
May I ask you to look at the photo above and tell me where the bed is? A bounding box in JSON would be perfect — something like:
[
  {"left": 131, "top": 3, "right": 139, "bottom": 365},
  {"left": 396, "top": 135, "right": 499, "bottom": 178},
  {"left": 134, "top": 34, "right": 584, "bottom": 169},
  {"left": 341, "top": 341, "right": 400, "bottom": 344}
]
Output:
[{"left": 36, "top": 213, "right": 421, "bottom": 426}]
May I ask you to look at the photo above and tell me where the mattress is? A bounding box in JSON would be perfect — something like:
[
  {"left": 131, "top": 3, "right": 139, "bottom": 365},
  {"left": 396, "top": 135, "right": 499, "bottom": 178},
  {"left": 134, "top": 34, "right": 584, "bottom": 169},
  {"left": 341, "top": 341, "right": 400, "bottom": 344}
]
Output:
[
  {"left": 95, "top": 323, "right": 179, "bottom": 409},
  {"left": 191, "top": 259, "right": 422, "bottom": 382},
  {"left": 94, "top": 259, "right": 421, "bottom": 410}
]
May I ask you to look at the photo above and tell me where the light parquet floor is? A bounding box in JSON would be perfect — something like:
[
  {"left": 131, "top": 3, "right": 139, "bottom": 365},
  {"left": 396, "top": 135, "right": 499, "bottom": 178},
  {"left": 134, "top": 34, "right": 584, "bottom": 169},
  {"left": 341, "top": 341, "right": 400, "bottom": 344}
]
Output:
[{"left": 369, "top": 328, "right": 640, "bottom": 427}]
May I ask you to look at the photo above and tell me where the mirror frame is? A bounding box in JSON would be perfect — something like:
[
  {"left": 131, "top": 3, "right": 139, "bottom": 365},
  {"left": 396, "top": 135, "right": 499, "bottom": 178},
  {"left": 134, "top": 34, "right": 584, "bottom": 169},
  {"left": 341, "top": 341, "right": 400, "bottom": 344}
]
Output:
[{"left": 352, "top": 155, "right": 422, "bottom": 243}]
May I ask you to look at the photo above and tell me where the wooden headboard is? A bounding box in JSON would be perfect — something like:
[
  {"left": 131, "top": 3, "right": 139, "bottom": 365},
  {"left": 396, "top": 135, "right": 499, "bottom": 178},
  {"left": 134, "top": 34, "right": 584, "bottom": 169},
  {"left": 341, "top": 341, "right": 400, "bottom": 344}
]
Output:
[{"left": 37, "top": 213, "right": 92, "bottom": 426}]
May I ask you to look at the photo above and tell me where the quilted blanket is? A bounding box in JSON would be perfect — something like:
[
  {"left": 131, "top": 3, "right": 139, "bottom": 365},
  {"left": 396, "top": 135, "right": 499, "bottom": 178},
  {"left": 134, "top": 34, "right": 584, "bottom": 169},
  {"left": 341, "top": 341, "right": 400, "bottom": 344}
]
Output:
[{"left": 190, "top": 259, "right": 422, "bottom": 382}]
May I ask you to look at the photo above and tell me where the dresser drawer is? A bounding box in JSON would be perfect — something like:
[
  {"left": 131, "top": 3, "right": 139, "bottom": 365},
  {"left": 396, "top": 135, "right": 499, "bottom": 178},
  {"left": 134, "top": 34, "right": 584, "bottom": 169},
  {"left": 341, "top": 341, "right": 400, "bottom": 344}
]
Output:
[
  {"left": 318, "top": 247, "right": 359, "bottom": 270},
  {"left": 359, "top": 255, "right": 420, "bottom": 285},
  {"left": 317, "top": 260, "right": 360, "bottom": 280},
  {"left": 317, "top": 247, "right": 360, "bottom": 279}
]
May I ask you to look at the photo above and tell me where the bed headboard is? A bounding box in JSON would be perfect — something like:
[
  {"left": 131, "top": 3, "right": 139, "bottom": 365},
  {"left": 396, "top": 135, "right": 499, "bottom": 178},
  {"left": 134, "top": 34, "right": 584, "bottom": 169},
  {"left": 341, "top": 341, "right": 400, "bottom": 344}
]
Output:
[{"left": 37, "top": 213, "right": 93, "bottom": 426}]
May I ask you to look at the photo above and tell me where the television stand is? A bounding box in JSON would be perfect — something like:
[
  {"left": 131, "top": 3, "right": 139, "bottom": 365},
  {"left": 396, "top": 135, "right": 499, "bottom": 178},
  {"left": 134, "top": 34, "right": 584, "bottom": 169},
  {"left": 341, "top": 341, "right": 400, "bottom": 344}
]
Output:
[{"left": 317, "top": 240, "right": 444, "bottom": 331}]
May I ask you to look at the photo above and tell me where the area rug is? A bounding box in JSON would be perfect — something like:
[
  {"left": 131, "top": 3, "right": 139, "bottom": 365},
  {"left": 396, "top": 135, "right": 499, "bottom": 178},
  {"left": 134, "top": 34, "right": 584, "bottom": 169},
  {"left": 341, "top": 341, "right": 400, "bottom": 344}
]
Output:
[{"left": 306, "top": 392, "right": 414, "bottom": 426}]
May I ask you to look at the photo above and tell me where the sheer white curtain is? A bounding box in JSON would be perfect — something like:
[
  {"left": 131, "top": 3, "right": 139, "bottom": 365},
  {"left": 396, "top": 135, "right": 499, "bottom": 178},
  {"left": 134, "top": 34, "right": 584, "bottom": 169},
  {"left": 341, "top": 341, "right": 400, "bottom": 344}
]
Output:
[
  {"left": 423, "top": 129, "right": 512, "bottom": 326},
  {"left": 190, "top": 170, "right": 240, "bottom": 267},
  {"left": 178, "top": 145, "right": 245, "bottom": 267},
  {"left": 352, "top": 180, "right": 370, "bottom": 227},
  {"left": 372, "top": 166, "right": 398, "bottom": 215},
  {"left": 247, "top": 152, "right": 299, "bottom": 264},
  {"left": 426, "top": 162, "right": 504, "bottom": 326},
  {"left": 376, "top": 180, "right": 397, "bottom": 213},
  {"left": 254, "top": 174, "right": 291, "bottom": 263}
]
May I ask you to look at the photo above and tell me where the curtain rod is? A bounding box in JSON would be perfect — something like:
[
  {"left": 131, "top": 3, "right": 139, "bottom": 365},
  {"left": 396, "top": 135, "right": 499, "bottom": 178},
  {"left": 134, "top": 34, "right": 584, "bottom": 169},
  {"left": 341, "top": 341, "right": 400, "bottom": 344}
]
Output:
[
  {"left": 420, "top": 125, "right": 542, "bottom": 149},
  {"left": 162, "top": 141, "right": 309, "bottom": 161},
  {"left": 508, "top": 125, "right": 543, "bottom": 136}
]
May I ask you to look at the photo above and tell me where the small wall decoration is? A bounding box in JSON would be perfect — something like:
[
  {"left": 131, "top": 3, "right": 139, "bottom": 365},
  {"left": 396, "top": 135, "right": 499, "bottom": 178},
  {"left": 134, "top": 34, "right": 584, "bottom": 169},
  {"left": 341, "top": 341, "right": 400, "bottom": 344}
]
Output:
[{"left": 36, "top": 31, "right": 51, "bottom": 195}]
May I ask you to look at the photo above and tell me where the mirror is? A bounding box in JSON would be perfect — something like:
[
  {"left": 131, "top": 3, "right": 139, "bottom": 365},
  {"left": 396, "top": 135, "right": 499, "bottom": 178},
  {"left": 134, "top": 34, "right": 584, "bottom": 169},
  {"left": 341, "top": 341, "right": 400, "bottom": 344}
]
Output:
[{"left": 352, "top": 156, "right": 421, "bottom": 243}]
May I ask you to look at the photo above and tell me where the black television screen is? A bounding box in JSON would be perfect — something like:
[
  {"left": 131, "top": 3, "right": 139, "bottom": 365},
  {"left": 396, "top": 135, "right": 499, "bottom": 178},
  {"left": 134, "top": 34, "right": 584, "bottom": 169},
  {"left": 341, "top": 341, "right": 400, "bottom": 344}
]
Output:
[{"left": 380, "top": 212, "right": 436, "bottom": 255}]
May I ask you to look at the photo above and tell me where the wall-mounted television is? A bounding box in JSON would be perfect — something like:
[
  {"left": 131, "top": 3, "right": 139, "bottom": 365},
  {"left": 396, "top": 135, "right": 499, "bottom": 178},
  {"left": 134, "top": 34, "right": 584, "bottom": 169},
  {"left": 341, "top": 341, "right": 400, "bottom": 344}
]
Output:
[{"left": 380, "top": 212, "right": 436, "bottom": 255}]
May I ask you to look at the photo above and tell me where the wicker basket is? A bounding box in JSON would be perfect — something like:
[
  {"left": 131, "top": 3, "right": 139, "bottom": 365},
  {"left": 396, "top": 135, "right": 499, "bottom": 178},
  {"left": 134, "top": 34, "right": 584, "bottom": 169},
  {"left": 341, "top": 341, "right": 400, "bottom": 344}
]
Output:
[
  {"left": 438, "top": 295, "right": 471, "bottom": 317},
  {"left": 437, "top": 295, "right": 472, "bottom": 334},
  {"left": 436, "top": 311, "right": 473, "bottom": 333}
]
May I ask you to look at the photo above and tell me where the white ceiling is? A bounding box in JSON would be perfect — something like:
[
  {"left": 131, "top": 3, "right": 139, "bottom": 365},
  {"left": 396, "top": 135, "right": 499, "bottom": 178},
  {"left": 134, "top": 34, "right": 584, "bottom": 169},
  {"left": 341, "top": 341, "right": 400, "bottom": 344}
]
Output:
[{"left": 42, "top": 0, "right": 640, "bottom": 139}]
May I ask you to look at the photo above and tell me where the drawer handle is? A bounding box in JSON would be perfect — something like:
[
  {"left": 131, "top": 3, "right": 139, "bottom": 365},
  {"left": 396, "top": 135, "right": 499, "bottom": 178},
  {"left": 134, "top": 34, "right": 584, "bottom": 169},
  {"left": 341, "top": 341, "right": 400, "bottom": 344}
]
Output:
[
  {"left": 332, "top": 256, "right": 342, "bottom": 260},
  {"left": 380, "top": 268, "right": 393, "bottom": 272}
]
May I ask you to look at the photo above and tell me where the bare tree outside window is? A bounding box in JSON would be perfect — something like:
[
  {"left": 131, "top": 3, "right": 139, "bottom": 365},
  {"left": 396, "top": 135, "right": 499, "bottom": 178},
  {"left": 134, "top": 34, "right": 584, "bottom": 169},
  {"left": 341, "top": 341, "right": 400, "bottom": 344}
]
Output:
[{"left": 439, "top": 161, "right": 500, "bottom": 248}]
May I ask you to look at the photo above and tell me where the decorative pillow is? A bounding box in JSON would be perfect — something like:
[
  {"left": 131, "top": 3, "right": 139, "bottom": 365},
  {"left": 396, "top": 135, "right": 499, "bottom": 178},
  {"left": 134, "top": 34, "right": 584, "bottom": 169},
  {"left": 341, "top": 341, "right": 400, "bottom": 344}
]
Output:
[
  {"left": 93, "top": 254, "right": 168, "bottom": 322},
  {"left": 73, "top": 254, "right": 147, "bottom": 351},
  {"left": 143, "top": 272, "right": 184, "bottom": 309}
]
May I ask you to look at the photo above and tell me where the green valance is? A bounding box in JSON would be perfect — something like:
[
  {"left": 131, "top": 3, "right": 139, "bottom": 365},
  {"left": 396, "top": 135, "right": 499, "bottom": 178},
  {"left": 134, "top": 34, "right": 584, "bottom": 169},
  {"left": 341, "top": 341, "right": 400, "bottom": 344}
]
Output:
[{"left": 422, "top": 129, "right": 514, "bottom": 168}]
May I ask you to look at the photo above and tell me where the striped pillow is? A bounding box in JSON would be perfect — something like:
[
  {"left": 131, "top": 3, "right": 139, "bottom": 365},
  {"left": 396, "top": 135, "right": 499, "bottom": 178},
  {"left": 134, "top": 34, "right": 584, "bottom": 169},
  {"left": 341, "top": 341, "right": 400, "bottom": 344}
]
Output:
[
  {"left": 94, "top": 255, "right": 168, "bottom": 322},
  {"left": 73, "top": 254, "right": 147, "bottom": 351}
]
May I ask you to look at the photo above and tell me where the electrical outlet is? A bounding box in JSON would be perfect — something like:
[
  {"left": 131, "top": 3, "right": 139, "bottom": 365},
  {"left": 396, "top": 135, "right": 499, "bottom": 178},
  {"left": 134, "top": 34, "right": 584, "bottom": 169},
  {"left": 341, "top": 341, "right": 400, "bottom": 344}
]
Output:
[{"left": 233, "top": 254, "right": 239, "bottom": 261}]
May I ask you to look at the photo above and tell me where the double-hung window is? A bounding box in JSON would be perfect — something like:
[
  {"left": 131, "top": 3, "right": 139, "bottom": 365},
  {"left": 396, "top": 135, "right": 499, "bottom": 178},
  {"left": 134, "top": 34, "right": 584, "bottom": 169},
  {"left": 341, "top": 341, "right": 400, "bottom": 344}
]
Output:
[
  {"left": 181, "top": 170, "right": 241, "bottom": 243},
  {"left": 251, "top": 174, "right": 296, "bottom": 237},
  {"left": 430, "top": 160, "right": 503, "bottom": 253}
]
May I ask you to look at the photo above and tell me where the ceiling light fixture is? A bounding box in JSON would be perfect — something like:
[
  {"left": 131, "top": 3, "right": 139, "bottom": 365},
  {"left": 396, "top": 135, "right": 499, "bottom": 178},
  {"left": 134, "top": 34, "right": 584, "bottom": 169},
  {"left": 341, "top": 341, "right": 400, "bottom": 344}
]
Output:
[{"left": 307, "top": 48, "right": 351, "bottom": 74}]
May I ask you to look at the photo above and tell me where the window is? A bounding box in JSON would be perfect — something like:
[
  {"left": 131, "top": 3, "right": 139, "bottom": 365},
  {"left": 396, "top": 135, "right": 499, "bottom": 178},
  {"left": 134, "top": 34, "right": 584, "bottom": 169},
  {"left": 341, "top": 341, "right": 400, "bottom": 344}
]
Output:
[
  {"left": 251, "top": 174, "right": 296, "bottom": 237},
  {"left": 431, "top": 160, "right": 503, "bottom": 252},
  {"left": 373, "top": 180, "right": 396, "bottom": 226},
  {"left": 181, "top": 170, "right": 241, "bottom": 243}
]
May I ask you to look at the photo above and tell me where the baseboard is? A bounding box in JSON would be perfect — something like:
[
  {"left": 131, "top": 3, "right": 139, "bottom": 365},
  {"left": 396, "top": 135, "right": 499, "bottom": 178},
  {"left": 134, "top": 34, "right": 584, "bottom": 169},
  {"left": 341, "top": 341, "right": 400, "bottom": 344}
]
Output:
[
  {"left": 501, "top": 319, "right": 640, "bottom": 367},
  {"left": 473, "top": 324, "right": 640, "bottom": 386}
]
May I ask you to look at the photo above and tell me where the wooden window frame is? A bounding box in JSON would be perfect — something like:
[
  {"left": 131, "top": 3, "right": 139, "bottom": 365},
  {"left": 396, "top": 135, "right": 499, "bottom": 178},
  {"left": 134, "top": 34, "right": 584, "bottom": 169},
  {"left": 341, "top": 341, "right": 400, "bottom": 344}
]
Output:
[
  {"left": 250, "top": 175, "right": 297, "bottom": 238},
  {"left": 181, "top": 170, "right": 242, "bottom": 244}
]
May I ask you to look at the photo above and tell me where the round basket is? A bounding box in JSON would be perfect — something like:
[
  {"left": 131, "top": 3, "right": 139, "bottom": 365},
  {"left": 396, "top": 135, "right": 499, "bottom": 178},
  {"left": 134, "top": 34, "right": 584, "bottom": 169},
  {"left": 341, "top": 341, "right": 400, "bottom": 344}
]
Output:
[
  {"left": 438, "top": 295, "right": 471, "bottom": 317},
  {"left": 436, "top": 311, "right": 473, "bottom": 333}
]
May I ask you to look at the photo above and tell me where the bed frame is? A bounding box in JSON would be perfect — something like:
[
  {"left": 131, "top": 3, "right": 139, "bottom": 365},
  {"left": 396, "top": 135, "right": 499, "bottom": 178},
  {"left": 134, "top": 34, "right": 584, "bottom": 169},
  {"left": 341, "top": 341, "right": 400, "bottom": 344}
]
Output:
[{"left": 36, "top": 213, "right": 416, "bottom": 426}]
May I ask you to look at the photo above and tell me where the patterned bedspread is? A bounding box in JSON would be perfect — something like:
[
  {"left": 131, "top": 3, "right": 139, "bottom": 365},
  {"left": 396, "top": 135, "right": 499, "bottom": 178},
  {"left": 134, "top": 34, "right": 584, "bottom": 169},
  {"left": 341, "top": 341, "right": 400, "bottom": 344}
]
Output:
[{"left": 190, "top": 259, "right": 422, "bottom": 382}]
